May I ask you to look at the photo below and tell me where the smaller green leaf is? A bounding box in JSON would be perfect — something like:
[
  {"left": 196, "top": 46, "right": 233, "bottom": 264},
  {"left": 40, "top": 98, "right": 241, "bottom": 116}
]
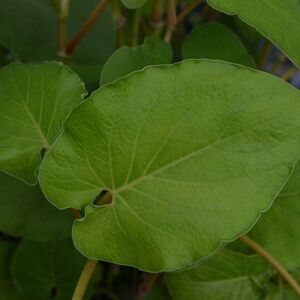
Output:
[
  {"left": 0, "top": 172, "right": 73, "bottom": 241},
  {"left": 0, "top": 239, "right": 26, "bottom": 300},
  {"left": 0, "top": 62, "right": 86, "bottom": 184},
  {"left": 100, "top": 37, "right": 172, "bottom": 85},
  {"left": 165, "top": 250, "right": 271, "bottom": 300},
  {"left": 182, "top": 22, "right": 255, "bottom": 67},
  {"left": 10, "top": 239, "right": 90, "bottom": 300},
  {"left": 250, "top": 160, "right": 300, "bottom": 270}
]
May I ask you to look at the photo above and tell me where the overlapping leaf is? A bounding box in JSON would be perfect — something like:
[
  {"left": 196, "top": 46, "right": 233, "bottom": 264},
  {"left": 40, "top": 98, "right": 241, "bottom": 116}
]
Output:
[
  {"left": 121, "top": 0, "right": 148, "bottom": 9},
  {"left": 101, "top": 37, "right": 173, "bottom": 85},
  {"left": 207, "top": 0, "right": 300, "bottom": 68},
  {"left": 182, "top": 22, "right": 255, "bottom": 67},
  {"left": 0, "top": 239, "right": 26, "bottom": 300},
  {"left": 0, "top": 172, "right": 73, "bottom": 241},
  {"left": 165, "top": 250, "right": 271, "bottom": 300},
  {"left": 10, "top": 239, "right": 88, "bottom": 300},
  {"left": 40, "top": 60, "right": 300, "bottom": 271},
  {"left": 250, "top": 160, "right": 300, "bottom": 270},
  {"left": 0, "top": 62, "right": 86, "bottom": 183}
]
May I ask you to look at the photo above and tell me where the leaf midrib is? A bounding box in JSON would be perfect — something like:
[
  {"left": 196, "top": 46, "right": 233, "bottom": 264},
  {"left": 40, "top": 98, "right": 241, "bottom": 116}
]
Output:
[{"left": 113, "top": 118, "right": 276, "bottom": 195}]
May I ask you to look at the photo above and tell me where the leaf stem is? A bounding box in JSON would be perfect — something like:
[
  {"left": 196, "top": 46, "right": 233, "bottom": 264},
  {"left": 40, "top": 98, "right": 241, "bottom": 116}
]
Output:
[
  {"left": 281, "top": 66, "right": 298, "bottom": 81},
  {"left": 65, "top": 0, "right": 109, "bottom": 55},
  {"left": 239, "top": 235, "right": 300, "bottom": 297},
  {"left": 136, "top": 273, "right": 160, "bottom": 300},
  {"left": 177, "top": 0, "right": 204, "bottom": 24},
  {"left": 258, "top": 40, "right": 272, "bottom": 69},
  {"left": 72, "top": 259, "right": 98, "bottom": 300},
  {"left": 164, "top": 0, "right": 204, "bottom": 43},
  {"left": 131, "top": 8, "right": 142, "bottom": 46},
  {"left": 149, "top": 0, "right": 164, "bottom": 36},
  {"left": 164, "top": 0, "right": 177, "bottom": 43}
]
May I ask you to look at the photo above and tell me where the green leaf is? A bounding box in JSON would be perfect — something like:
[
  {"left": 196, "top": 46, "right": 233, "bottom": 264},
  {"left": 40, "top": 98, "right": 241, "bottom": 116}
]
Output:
[
  {"left": 0, "top": 239, "right": 26, "bottom": 300},
  {"left": 10, "top": 239, "right": 87, "bottom": 300},
  {"left": 121, "top": 0, "right": 148, "bottom": 9},
  {"left": 0, "top": 172, "right": 73, "bottom": 241},
  {"left": 207, "top": 0, "right": 300, "bottom": 68},
  {"left": 39, "top": 60, "right": 300, "bottom": 272},
  {"left": 250, "top": 160, "right": 300, "bottom": 270},
  {"left": 165, "top": 250, "right": 270, "bottom": 300},
  {"left": 182, "top": 22, "right": 255, "bottom": 67},
  {"left": 0, "top": 62, "right": 86, "bottom": 184},
  {"left": 101, "top": 37, "right": 173, "bottom": 85}
]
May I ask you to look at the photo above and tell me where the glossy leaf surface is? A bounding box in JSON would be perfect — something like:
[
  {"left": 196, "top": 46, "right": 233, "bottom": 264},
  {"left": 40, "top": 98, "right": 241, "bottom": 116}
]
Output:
[
  {"left": 40, "top": 60, "right": 300, "bottom": 271},
  {"left": 207, "top": 0, "right": 300, "bottom": 68},
  {"left": 0, "top": 62, "right": 86, "bottom": 183}
]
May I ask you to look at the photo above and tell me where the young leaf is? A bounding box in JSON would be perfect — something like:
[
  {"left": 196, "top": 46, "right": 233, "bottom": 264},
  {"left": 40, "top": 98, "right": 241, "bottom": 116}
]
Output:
[
  {"left": 165, "top": 250, "right": 270, "bottom": 300},
  {"left": 10, "top": 239, "right": 87, "bottom": 300},
  {"left": 0, "top": 239, "right": 26, "bottom": 300},
  {"left": 250, "top": 160, "right": 300, "bottom": 270},
  {"left": 207, "top": 0, "right": 300, "bottom": 68},
  {"left": 0, "top": 62, "right": 86, "bottom": 184},
  {"left": 0, "top": 172, "right": 73, "bottom": 241},
  {"left": 39, "top": 60, "right": 300, "bottom": 272},
  {"left": 101, "top": 37, "right": 173, "bottom": 85},
  {"left": 182, "top": 22, "right": 255, "bottom": 67}
]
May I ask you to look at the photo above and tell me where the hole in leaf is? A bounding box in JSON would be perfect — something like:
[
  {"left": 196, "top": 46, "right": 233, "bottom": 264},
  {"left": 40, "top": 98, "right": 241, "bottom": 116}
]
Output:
[
  {"left": 40, "top": 147, "right": 47, "bottom": 159},
  {"left": 93, "top": 189, "right": 113, "bottom": 206}
]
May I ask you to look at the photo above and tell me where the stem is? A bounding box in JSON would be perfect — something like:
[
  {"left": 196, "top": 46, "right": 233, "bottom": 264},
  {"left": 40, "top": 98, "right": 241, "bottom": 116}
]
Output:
[
  {"left": 164, "top": 0, "right": 177, "bottom": 43},
  {"left": 136, "top": 273, "right": 160, "bottom": 300},
  {"left": 164, "top": 0, "right": 204, "bottom": 43},
  {"left": 72, "top": 259, "right": 98, "bottom": 300},
  {"left": 258, "top": 40, "right": 272, "bottom": 69},
  {"left": 65, "top": 0, "right": 109, "bottom": 55},
  {"left": 239, "top": 235, "right": 300, "bottom": 297},
  {"left": 177, "top": 0, "right": 204, "bottom": 24},
  {"left": 149, "top": 0, "right": 164, "bottom": 36},
  {"left": 281, "top": 66, "right": 298, "bottom": 81},
  {"left": 57, "top": 0, "right": 70, "bottom": 57},
  {"left": 70, "top": 208, "right": 82, "bottom": 219},
  {"left": 109, "top": 0, "right": 126, "bottom": 47},
  {"left": 131, "top": 8, "right": 142, "bottom": 46}
]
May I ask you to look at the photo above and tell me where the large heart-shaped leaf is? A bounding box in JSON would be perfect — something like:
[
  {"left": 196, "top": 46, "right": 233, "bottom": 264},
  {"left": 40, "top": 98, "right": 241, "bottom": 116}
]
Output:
[
  {"left": 101, "top": 37, "right": 173, "bottom": 85},
  {"left": 0, "top": 239, "right": 26, "bottom": 300},
  {"left": 40, "top": 60, "right": 300, "bottom": 271},
  {"left": 0, "top": 172, "right": 73, "bottom": 241},
  {"left": 165, "top": 250, "right": 270, "bottom": 300},
  {"left": 207, "top": 0, "right": 300, "bottom": 68},
  {"left": 182, "top": 22, "right": 255, "bottom": 67},
  {"left": 250, "top": 160, "right": 300, "bottom": 270},
  {"left": 0, "top": 62, "right": 86, "bottom": 184},
  {"left": 10, "top": 239, "right": 92, "bottom": 300}
]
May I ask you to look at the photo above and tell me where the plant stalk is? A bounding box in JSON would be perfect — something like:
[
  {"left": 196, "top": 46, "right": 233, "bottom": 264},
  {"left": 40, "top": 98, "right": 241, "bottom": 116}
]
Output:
[
  {"left": 136, "top": 273, "right": 160, "bottom": 300},
  {"left": 164, "top": 0, "right": 177, "bottom": 43},
  {"left": 239, "top": 235, "right": 300, "bottom": 297},
  {"left": 65, "top": 0, "right": 109, "bottom": 55},
  {"left": 149, "top": 0, "right": 165, "bottom": 36},
  {"left": 131, "top": 8, "right": 142, "bottom": 46},
  {"left": 72, "top": 259, "right": 98, "bottom": 300},
  {"left": 177, "top": 0, "right": 204, "bottom": 24}
]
